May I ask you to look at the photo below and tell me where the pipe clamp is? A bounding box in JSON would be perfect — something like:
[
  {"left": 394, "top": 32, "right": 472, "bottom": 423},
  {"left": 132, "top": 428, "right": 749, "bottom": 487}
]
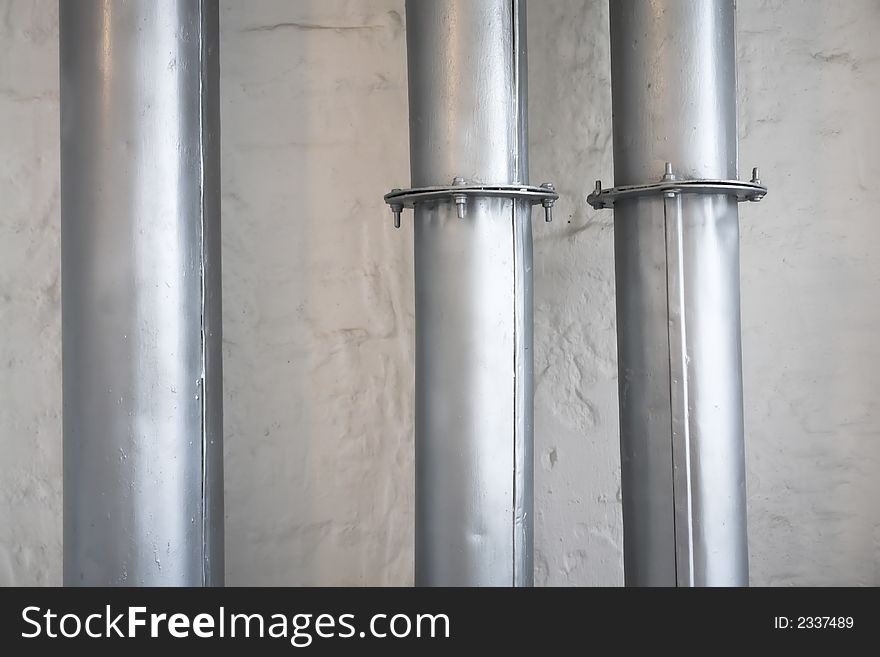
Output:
[
  {"left": 587, "top": 163, "right": 767, "bottom": 210},
  {"left": 384, "top": 179, "right": 559, "bottom": 228}
]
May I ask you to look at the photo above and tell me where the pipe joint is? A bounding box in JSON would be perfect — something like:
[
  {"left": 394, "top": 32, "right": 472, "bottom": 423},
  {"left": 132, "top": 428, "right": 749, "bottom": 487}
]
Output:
[
  {"left": 384, "top": 178, "right": 559, "bottom": 227},
  {"left": 587, "top": 162, "right": 767, "bottom": 210}
]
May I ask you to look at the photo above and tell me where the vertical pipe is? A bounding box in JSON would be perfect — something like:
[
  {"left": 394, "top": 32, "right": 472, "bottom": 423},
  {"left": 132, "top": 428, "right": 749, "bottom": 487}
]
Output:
[
  {"left": 60, "top": 0, "right": 223, "bottom": 586},
  {"left": 609, "top": 0, "right": 749, "bottom": 585},
  {"left": 406, "top": 0, "right": 533, "bottom": 586}
]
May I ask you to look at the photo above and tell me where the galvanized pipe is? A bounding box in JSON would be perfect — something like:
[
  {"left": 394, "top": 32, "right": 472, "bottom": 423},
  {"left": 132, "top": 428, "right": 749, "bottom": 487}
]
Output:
[
  {"left": 60, "top": 0, "right": 223, "bottom": 586},
  {"left": 606, "top": 0, "right": 751, "bottom": 586},
  {"left": 404, "top": 0, "right": 534, "bottom": 586}
]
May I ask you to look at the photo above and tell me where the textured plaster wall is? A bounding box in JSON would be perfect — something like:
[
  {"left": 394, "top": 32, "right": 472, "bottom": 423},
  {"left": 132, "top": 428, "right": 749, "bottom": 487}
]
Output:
[
  {"left": 1, "top": 0, "right": 878, "bottom": 586},
  {"left": 0, "top": 0, "right": 60, "bottom": 585}
]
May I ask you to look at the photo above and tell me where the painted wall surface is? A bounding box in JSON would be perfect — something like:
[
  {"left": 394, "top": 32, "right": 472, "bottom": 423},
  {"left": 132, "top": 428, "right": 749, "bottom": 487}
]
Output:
[{"left": 1, "top": 0, "right": 878, "bottom": 586}]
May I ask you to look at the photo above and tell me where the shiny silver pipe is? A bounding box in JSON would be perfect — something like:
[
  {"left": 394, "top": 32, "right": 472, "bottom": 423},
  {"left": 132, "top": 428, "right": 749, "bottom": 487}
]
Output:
[
  {"left": 406, "top": 0, "right": 533, "bottom": 586},
  {"left": 60, "top": 0, "right": 223, "bottom": 586},
  {"left": 607, "top": 0, "right": 751, "bottom": 586}
]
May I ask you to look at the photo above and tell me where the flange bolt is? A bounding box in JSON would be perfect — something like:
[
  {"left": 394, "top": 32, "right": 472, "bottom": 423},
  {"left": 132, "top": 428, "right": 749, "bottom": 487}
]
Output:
[
  {"left": 540, "top": 182, "right": 556, "bottom": 222},
  {"left": 452, "top": 177, "right": 467, "bottom": 219}
]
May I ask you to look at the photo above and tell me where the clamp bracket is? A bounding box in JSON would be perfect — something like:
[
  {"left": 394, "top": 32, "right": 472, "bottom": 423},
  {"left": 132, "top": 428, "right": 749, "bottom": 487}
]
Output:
[
  {"left": 384, "top": 177, "right": 559, "bottom": 228},
  {"left": 587, "top": 163, "right": 767, "bottom": 210}
]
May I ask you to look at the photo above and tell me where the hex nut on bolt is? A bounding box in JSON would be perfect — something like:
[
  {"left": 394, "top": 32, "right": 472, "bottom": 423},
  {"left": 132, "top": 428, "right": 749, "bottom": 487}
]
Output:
[
  {"left": 662, "top": 162, "right": 676, "bottom": 198},
  {"left": 452, "top": 177, "right": 467, "bottom": 219},
  {"left": 749, "top": 168, "right": 764, "bottom": 201},
  {"left": 592, "top": 180, "right": 605, "bottom": 209},
  {"left": 540, "top": 182, "right": 556, "bottom": 222},
  {"left": 390, "top": 188, "right": 403, "bottom": 228},
  {"left": 453, "top": 194, "right": 467, "bottom": 219}
]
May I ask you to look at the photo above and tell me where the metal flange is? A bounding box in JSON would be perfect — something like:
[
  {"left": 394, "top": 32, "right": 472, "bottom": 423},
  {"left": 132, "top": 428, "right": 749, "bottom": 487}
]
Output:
[
  {"left": 587, "top": 163, "right": 767, "bottom": 210},
  {"left": 384, "top": 177, "right": 559, "bottom": 228}
]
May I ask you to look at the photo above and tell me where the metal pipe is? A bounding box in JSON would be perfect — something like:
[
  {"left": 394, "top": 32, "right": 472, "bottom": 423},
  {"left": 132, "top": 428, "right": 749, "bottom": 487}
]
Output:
[
  {"left": 388, "top": 0, "right": 555, "bottom": 586},
  {"left": 60, "top": 0, "right": 223, "bottom": 586},
  {"left": 589, "top": 0, "right": 765, "bottom": 586}
]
